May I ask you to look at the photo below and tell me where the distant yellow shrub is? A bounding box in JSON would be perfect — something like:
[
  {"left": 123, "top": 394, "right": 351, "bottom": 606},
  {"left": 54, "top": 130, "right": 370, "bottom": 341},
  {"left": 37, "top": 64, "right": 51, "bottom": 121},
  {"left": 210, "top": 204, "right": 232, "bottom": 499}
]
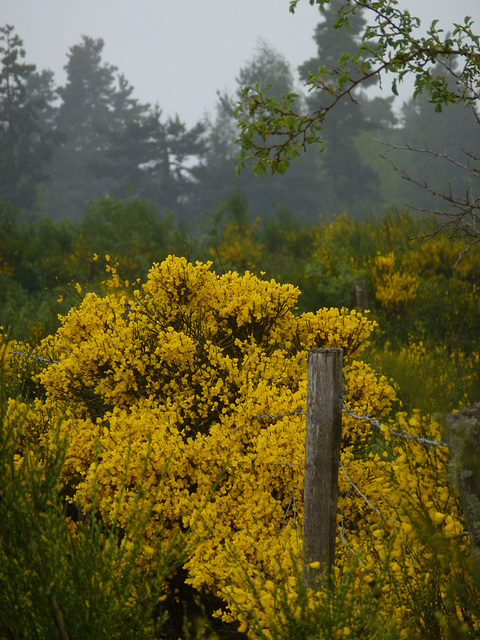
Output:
[
  {"left": 210, "top": 218, "right": 263, "bottom": 270},
  {"left": 372, "top": 252, "right": 419, "bottom": 309}
]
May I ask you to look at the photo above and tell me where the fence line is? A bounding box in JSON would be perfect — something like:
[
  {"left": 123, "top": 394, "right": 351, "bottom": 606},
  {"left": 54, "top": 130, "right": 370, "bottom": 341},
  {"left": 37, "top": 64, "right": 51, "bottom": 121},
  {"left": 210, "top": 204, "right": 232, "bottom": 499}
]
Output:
[
  {"left": 275, "top": 462, "right": 371, "bottom": 568},
  {"left": 4, "top": 350, "right": 451, "bottom": 450},
  {"left": 7, "top": 348, "right": 447, "bottom": 539},
  {"left": 7, "top": 345, "right": 458, "bottom": 580},
  {"left": 259, "top": 405, "right": 448, "bottom": 449},
  {"left": 341, "top": 406, "right": 449, "bottom": 448}
]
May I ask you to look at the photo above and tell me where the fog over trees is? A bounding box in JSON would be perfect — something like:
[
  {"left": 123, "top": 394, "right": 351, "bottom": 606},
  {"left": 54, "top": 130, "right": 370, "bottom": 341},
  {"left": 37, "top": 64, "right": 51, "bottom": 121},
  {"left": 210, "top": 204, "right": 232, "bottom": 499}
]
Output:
[{"left": 0, "top": 2, "right": 478, "bottom": 227}]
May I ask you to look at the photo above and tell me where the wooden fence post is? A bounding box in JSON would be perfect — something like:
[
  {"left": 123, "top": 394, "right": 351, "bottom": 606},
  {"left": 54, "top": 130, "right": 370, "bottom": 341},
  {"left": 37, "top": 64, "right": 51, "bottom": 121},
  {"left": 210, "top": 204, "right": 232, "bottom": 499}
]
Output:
[
  {"left": 302, "top": 348, "right": 343, "bottom": 589},
  {"left": 442, "top": 404, "right": 480, "bottom": 568},
  {"left": 355, "top": 279, "right": 369, "bottom": 310}
]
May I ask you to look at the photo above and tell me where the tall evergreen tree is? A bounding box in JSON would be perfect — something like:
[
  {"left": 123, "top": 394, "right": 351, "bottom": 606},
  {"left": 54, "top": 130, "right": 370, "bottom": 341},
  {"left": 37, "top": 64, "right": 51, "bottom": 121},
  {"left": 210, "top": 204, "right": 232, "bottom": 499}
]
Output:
[
  {"left": 298, "top": 0, "right": 395, "bottom": 215},
  {"left": 46, "top": 36, "right": 138, "bottom": 219},
  {"left": 98, "top": 106, "right": 207, "bottom": 222},
  {"left": 204, "top": 42, "right": 318, "bottom": 222},
  {"left": 0, "top": 25, "right": 59, "bottom": 210},
  {"left": 48, "top": 35, "right": 207, "bottom": 223}
]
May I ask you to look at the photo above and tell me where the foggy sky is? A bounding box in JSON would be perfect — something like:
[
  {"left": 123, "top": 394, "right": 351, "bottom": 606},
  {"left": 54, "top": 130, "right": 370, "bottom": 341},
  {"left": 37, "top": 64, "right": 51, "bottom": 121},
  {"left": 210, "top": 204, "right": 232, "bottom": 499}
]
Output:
[{"left": 2, "top": 0, "right": 479, "bottom": 126}]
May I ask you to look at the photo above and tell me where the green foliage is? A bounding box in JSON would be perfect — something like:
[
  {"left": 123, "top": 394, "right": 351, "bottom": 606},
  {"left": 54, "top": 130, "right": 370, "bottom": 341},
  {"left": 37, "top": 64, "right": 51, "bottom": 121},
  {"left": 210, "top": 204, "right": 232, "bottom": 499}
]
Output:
[
  {"left": 305, "top": 246, "right": 359, "bottom": 308},
  {"left": 3, "top": 7, "right": 477, "bottom": 225},
  {"left": 237, "top": 0, "right": 479, "bottom": 180},
  {"left": 77, "top": 194, "right": 186, "bottom": 281},
  {"left": 296, "top": 0, "right": 395, "bottom": 215},
  {"left": 2, "top": 8, "right": 480, "bottom": 636},
  {"left": 0, "top": 196, "right": 190, "bottom": 342},
  {"left": 204, "top": 42, "right": 319, "bottom": 222},
  {"left": 208, "top": 205, "right": 480, "bottom": 413},
  {"left": 2, "top": 206, "right": 480, "bottom": 636}
]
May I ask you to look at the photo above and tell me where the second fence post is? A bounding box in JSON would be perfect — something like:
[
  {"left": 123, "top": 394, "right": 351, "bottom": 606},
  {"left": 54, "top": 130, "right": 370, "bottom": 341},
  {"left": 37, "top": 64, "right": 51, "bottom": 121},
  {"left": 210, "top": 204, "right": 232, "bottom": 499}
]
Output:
[{"left": 302, "top": 347, "right": 343, "bottom": 589}]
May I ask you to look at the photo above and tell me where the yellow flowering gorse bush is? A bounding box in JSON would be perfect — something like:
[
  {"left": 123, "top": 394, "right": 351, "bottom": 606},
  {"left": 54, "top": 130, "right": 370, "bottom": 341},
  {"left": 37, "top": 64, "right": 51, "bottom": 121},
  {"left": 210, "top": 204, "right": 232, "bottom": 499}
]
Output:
[
  {"left": 371, "top": 252, "right": 419, "bottom": 310},
  {"left": 222, "top": 410, "right": 476, "bottom": 638},
  {"left": 7, "top": 255, "right": 477, "bottom": 637},
  {"left": 17, "top": 259, "right": 382, "bottom": 590}
]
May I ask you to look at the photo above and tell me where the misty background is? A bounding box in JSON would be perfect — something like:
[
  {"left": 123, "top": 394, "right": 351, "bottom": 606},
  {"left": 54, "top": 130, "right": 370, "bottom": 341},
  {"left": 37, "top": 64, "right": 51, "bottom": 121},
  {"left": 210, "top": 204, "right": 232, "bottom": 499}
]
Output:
[{"left": 1, "top": 0, "right": 479, "bottom": 226}]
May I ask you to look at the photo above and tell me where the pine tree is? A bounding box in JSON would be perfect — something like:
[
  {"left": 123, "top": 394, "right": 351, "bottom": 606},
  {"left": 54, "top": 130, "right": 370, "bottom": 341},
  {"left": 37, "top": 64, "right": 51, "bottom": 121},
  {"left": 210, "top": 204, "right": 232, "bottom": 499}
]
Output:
[
  {"left": 48, "top": 35, "right": 207, "bottom": 223},
  {"left": 93, "top": 105, "right": 207, "bottom": 223},
  {"left": 389, "top": 61, "right": 480, "bottom": 214},
  {"left": 204, "top": 42, "right": 318, "bottom": 221},
  {"left": 0, "top": 25, "right": 59, "bottom": 210},
  {"left": 298, "top": 0, "right": 395, "bottom": 215},
  {"left": 46, "top": 36, "right": 126, "bottom": 219}
]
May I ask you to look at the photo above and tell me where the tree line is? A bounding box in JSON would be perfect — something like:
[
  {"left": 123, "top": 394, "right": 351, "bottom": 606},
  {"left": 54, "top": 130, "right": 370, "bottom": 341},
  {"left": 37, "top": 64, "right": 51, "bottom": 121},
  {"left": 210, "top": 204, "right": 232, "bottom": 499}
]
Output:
[{"left": 1, "top": 1, "right": 478, "bottom": 226}]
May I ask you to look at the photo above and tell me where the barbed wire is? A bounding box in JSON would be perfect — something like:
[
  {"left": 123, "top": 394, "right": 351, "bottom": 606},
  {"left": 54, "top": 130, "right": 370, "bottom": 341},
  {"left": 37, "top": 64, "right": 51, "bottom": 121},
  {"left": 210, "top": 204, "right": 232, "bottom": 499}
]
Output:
[
  {"left": 6, "top": 347, "right": 459, "bottom": 546},
  {"left": 258, "top": 405, "right": 448, "bottom": 449},
  {"left": 261, "top": 410, "right": 433, "bottom": 550},
  {"left": 258, "top": 409, "right": 305, "bottom": 421},
  {"left": 10, "top": 350, "right": 59, "bottom": 364},
  {"left": 341, "top": 406, "right": 449, "bottom": 448},
  {"left": 8, "top": 349, "right": 448, "bottom": 449},
  {"left": 339, "top": 460, "right": 400, "bottom": 524}
]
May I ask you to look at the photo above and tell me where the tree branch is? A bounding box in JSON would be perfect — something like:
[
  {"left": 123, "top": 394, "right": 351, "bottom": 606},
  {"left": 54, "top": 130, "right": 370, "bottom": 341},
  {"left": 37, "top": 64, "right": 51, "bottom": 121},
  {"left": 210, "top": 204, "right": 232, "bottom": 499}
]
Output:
[{"left": 378, "top": 140, "right": 480, "bottom": 265}]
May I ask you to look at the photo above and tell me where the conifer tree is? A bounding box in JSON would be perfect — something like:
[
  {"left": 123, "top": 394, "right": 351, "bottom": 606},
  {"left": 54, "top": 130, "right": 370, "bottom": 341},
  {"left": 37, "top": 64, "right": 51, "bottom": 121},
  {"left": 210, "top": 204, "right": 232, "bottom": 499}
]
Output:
[
  {"left": 0, "top": 25, "right": 59, "bottom": 210},
  {"left": 298, "top": 0, "right": 395, "bottom": 214},
  {"left": 47, "top": 36, "right": 143, "bottom": 219},
  {"left": 205, "top": 42, "right": 318, "bottom": 221}
]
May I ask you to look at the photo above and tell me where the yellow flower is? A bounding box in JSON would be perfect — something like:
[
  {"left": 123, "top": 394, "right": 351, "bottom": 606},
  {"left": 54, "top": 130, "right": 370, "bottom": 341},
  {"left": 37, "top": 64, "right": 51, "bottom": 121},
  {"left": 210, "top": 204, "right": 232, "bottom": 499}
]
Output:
[
  {"left": 431, "top": 511, "right": 446, "bottom": 525},
  {"left": 237, "top": 620, "right": 248, "bottom": 634}
]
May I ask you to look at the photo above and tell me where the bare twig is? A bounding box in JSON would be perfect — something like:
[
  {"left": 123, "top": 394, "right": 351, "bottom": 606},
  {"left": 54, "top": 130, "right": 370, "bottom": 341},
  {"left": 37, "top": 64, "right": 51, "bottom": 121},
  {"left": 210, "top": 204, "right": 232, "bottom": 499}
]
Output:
[
  {"left": 378, "top": 140, "right": 479, "bottom": 266},
  {"left": 338, "top": 487, "right": 365, "bottom": 564},
  {"left": 340, "top": 460, "right": 400, "bottom": 524}
]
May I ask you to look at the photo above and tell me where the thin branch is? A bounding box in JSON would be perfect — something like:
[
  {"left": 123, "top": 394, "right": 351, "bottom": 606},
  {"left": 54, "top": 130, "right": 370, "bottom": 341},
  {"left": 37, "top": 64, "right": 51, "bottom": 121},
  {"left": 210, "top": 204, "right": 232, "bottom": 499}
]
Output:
[
  {"left": 338, "top": 487, "right": 365, "bottom": 565},
  {"left": 340, "top": 460, "right": 400, "bottom": 524},
  {"left": 377, "top": 140, "right": 480, "bottom": 265}
]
